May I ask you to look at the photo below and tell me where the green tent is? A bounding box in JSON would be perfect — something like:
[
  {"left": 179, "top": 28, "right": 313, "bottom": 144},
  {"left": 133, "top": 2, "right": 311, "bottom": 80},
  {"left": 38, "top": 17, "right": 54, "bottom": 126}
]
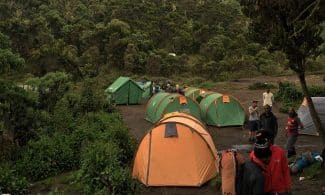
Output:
[
  {"left": 184, "top": 87, "right": 201, "bottom": 101},
  {"left": 200, "top": 93, "right": 245, "bottom": 127},
  {"left": 136, "top": 81, "right": 153, "bottom": 100},
  {"left": 184, "top": 88, "right": 209, "bottom": 103},
  {"left": 105, "top": 77, "right": 144, "bottom": 105},
  {"left": 145, "top": 92, "right": 202, "bottom": 123}
]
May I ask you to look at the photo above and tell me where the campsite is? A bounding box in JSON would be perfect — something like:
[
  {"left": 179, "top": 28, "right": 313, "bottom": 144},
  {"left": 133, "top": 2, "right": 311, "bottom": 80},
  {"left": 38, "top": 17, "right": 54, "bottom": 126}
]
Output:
[
  {"left": 118, "top": 74, "right": 325, "bottom": 195},
  {"left": 0, "top": 0, "right": 325, "bottom": 194}
]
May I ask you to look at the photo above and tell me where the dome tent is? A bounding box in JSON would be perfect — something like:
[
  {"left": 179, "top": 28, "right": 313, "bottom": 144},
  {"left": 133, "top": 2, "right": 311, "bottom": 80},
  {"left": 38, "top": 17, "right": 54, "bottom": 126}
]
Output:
[
  {"left": 297, "top": 97, "right": 325, "bottom": 136},
  {"left": 133, "top": 112, "right": 218, "bottom": 186},
  {"left": 145, "top": 92, "right": 201, "bottom": 123},
  {"left": 184, "top": 87, "right": 208, "bottom": 103},
  {"left": 200, "top": 93, "right": 245, "bottom": 127}
]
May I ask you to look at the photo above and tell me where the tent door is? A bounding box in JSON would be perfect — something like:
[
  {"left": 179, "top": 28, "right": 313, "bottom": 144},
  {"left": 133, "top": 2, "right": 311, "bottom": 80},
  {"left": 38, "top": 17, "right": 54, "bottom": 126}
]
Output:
[{"left": 127, "top": 82, "right": 130, "bottom": 105}]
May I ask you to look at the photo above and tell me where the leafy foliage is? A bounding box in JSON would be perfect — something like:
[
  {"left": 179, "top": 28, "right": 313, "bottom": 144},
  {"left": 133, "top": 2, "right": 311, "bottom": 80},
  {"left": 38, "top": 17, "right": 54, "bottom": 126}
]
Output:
[
  {"left": 0, "top": 163, "right": 28, "bottom": 195},
  {"left": 17, "top": 133, "right": 78, "bottom": 181},
  {"left": 0, "top": 80, "right": 38, "bottom": 146},
  {"left": 275, "top": 82, "right": 325, "bottom": 113},
  {"left": 27, "top": 71, "right": 71, "bottom": 112},
  {"left": 0, "top": 32, "right": 25, "bottom": 74},
  {"left": 0, "top": 0, "right": 295, "bottom": 78},
  {"left": 79, "top": 141, "right": 137, "bottom": 194}
]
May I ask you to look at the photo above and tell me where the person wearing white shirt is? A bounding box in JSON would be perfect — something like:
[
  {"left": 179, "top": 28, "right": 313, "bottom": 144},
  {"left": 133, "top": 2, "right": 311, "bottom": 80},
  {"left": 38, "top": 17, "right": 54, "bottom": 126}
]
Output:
[
  {"left": 263, "top": 89, "right": 274, "bottom": 111},
  {"left": 248, "top": 100, "right": 259, "bottom": 143}
]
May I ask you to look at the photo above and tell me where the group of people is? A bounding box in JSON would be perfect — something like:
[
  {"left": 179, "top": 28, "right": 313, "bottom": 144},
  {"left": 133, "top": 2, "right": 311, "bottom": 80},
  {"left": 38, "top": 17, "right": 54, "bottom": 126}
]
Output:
[
  {"left": 243, "top": 89, "right": 304, "bottom": 194},
  {"left": 153, "top": 81, "right": 184, "bottom": 95},
  {"left": 248, "top": 89, "right": 303, "bottom": 158}
]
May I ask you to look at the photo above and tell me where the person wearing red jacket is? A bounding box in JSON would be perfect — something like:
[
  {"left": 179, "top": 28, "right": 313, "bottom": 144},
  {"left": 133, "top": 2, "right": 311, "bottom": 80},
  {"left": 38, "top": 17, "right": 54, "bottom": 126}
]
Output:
[
  {"left": 285, "top": 108, "right": 304, "bottom": 158},
  {"left": 251, "top": 131, "right": 292, "bottom": 195}
]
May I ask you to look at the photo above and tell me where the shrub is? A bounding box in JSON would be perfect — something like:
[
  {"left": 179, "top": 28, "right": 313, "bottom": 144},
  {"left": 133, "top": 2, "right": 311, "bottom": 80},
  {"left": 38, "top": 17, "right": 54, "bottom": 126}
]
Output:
[
  {"left": 79, "top": 141, "right": 137, "bottom": 194},
  {"left": 275, "top": 82, "right": 325, "bottom": 113},
  {"left": 51, "top": 98, "right": 76, "bottom": 133},
  {"left": 248, "top": 82, "right": 276, "bottom": 90},
  {"left": 309, "top": 85, "right": 325, "bottom": 97},
  {"left": 27, "top": 72, "right": 71, "bottom": 112},
  {"left": 0, "top": 163, "right": 28, "bottom": 194},
  {"left": 79, "top": 112, "right": 136, "bottom": 164},
  {"left": 275, "top": 82, "right": 303, "bottom": 113},
  {"left": 17, "top": 133, "right": 78, "bottom": 181},
  {"left": 0, "top": 79, "right": 38, "bottom": 146}
]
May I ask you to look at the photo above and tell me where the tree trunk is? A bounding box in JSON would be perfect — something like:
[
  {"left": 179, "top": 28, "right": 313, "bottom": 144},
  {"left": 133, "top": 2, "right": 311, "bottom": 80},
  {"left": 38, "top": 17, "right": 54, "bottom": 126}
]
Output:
[{"left": 298, "top": 73, "right": 325, "bottom": 144}]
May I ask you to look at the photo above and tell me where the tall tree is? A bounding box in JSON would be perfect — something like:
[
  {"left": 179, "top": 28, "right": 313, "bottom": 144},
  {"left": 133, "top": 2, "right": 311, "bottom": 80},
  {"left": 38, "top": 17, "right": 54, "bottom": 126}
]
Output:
[{"left": 240, "top": 0, "right": 325, "bottom": 142}]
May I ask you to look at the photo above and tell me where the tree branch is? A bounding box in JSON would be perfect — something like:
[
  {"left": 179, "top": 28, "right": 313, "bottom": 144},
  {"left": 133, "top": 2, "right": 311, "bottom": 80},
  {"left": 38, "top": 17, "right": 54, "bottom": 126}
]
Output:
[
  {"left": 290, "top": 0, "right": 319, "bottom": 24},
  {"left": 289, "top": 0, "right": 320, "bottom": 38}
]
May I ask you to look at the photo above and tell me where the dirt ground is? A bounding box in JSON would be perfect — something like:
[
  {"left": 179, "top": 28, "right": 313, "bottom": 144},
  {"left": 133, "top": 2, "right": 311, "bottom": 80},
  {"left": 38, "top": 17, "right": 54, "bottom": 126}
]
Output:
[{"left": 118, "top": 74, "right": 325, "bottom": 195}]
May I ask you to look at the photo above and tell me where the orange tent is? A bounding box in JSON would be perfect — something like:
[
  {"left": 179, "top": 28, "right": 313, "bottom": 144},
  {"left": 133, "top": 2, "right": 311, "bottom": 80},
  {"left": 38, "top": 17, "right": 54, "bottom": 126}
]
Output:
[{"left": 132, "top": 112, "right": 218, "bottom": 186}]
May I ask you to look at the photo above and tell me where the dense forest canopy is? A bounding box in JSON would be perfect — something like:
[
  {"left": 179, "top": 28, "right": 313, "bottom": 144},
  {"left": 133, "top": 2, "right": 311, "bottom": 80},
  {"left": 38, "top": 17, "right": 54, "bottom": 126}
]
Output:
[{"left": 2, "top": 0, "right": 322, "bottom": 80}]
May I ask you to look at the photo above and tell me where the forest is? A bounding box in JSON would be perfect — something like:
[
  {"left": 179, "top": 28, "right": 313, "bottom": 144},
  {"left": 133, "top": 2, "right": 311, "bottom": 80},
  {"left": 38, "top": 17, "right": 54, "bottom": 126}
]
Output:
[{"left": 0, "top": 0, "right": 324, "bottom": 194}]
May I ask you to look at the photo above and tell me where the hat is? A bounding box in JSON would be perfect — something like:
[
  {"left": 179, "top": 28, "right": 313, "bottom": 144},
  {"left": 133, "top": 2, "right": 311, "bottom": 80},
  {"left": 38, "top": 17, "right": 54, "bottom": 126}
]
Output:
[
  {"left": 264, "top": 104, "right": 271, "bottom": 109},
  {"left": 254, "top": 138, "right": 272, "bottom": 159},
  {"left": 256, "top": 130, "right": 271, "bottom": 142}
]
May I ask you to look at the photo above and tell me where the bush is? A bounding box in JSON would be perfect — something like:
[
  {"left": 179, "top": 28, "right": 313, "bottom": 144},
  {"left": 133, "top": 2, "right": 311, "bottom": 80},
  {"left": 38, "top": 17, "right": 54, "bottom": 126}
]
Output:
[
  {"left": 248, "top": 82, "right": 276, "bottom": 90},
  {"left": 275, "top": 82, "right": 303, "bottom": 113},
  {"left": 0, "top": 163, "right": 28, "bottom": 194},
  {"left": 17, "top": 133, "right": 78, "bottom": 181},
  {"left": 78, "top": 112, "right": 136, "bottom": 164},
  {"left": 309, "top": 85, "right": 325, "bottom": 97},
  {"left": 275, "top": 82, "right": 325, "bottom": 113},
  {"left": 79, "top": 141, "right": 137, "bottom": 194}
]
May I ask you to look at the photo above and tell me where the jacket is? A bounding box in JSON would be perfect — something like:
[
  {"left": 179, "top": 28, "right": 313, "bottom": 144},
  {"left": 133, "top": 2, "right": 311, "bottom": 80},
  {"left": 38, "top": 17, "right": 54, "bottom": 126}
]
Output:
[
  {"left": 286, "top": 116, "right": 302, "bottom": 136},
  {"left": 240, "top": 161, "right": 265, "bottom": 195},
  {"left": 259, "top": 112, "right": 278, "bottom": 137},
  {"left": 250, "top": 145, "right": 291, "bottom": 193}
]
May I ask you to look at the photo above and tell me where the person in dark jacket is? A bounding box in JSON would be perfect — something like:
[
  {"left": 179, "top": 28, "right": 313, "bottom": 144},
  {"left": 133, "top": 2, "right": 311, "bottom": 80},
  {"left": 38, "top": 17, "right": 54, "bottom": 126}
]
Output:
[
  {"left": 240, "top": 160, "right": 266, "bottom": 195},
  {"left": 251, "top": 130, "right": 292, "bottom": 195},
  {"left": 259, "top": 104, "right": 278, "bottom": 144}
]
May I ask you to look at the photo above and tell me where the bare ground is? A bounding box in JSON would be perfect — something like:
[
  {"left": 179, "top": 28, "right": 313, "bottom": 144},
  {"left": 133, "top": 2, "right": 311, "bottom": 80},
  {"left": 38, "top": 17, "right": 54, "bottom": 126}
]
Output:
[{"left": 118, "top": 74, "right": 325, "bottom": 195}]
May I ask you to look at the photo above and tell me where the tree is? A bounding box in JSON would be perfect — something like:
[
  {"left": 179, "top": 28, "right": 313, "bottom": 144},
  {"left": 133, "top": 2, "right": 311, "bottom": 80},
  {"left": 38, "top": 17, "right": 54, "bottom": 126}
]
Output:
[
  {"left": 0, "top": 80, "right": 37, "bottom": 146},
  {"left": 240, "top": 0, "right": 325, "bottom": 142},
  {"left": 27, "top": 72, "right": 71, "bottom": 112},
  {"left": 0, "top": 32, "right": 25, "bottom": 74}
]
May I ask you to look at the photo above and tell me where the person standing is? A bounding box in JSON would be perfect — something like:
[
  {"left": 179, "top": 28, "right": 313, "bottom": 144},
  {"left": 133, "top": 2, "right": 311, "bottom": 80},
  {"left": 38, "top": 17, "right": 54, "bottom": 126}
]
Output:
[
  {"left": 259, "top": 104, "right": 278, "bottom": 144},
  {"left": 285, "top": 108, "right": 304, "bottom": 158},
  {"left": 241, "top": 154, "right": 266, "bottom": 195},
  {"left": 248, "top": 100, "right": 260, "bottom": 143},
  {"left": 251, "top": 133, "right": 292, "bottom": 195},
  {"left": 263, "top": 89, "right": 274, "bottom": 111}
]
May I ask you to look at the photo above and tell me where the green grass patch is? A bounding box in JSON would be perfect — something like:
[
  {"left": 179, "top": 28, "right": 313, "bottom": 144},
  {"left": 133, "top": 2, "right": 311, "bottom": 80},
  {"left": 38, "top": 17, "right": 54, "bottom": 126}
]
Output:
[
  {"left": 30, "top": 171, "right": 83, "bottom": 194},
  {"left": 198, "top": 80, "right": 216, "bottom": 90},
  {"left": 299, "top": 161, "right": 323, "bottom": 179}
]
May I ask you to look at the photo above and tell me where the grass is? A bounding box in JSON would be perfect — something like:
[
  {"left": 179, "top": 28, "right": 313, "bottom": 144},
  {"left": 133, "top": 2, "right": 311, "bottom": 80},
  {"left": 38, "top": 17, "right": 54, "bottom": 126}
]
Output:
[
  {"left": 299, "top": 161, "right": 323, "bottom": 179},
  {"left": 30, "top": 171, "right": 83, "bottom": 194}
]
